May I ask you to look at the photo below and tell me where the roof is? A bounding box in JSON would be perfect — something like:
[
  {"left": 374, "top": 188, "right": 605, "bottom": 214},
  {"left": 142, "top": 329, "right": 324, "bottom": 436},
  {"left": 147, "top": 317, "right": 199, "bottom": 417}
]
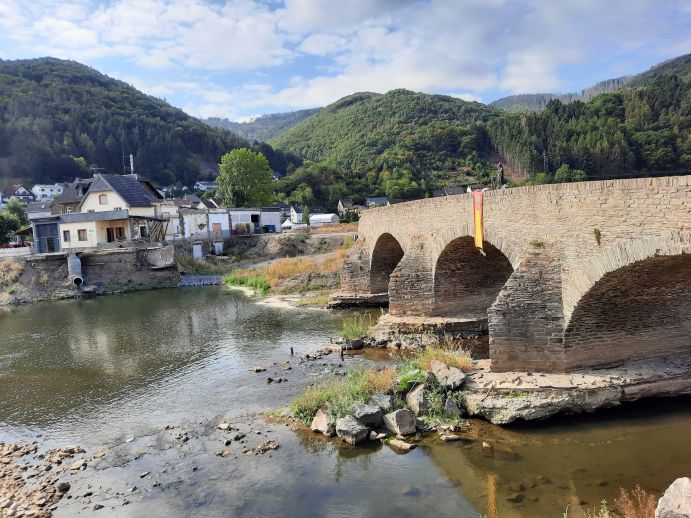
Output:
[
  {"left": 184, "top": 193, "right": 202, "bottom": 204},
  {"left": 339, "top": 199, "right": 354, "bottom": 207},
  {"left": 310, "top": 213, "right": 339, "bottom": 222},
  {"left": 432, "top": 184, "right": 483, "bottom": 197},
  {"left": 87, "top": 174, "right": 162, "bottom": 208},
  {"left": 260, "top": 207, "right": 282, "bottom": 213},
  {"left": 3, "top": 184, "right": 29, "bottom": 197},
  {"left": 27, "top": 201, "right": 52, "bottom": 213},
  {"left": 54, "top": 178, "right": 92, "bottom": 205},
  {"left": 60, "top": 209, "right": 130, "bottom": 223},
  {"left": 366, "top": 196, "right": 388, "bottom": 205}
]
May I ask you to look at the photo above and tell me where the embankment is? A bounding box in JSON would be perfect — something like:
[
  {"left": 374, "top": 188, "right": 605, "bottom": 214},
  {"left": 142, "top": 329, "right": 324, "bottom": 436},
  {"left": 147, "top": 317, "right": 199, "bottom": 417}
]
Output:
[{"left": 0, "top": 248, "right": 179, "bottom": 306}]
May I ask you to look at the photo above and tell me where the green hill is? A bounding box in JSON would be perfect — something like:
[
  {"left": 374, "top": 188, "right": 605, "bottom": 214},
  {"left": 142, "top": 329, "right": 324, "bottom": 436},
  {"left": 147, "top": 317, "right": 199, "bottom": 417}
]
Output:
[
  {"left": 272, "top": 89, "right": 497, "bottom": 172},
  {"left": 205, "top": 108, "right": 321, "bottom": 142},
  {"left": 491, "top": 53, "right": 691, "bottom": 112},
  {"left": 0, "top": 57, "right": 248, "bottom": 187},
  {"left": 487, "top": 74, "right": 690, "bottom": 180}
]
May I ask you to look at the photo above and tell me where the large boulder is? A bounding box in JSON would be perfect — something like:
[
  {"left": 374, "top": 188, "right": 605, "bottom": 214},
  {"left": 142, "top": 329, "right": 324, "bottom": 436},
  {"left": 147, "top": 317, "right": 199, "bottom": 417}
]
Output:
[
  {"left": 430, "top": 359, "right": 466, "bottom": 390},
  {"left": 369, "top": 393, "right": 393, "bottom": 413},
  {"left": 656, "top": 477, "right": 691, "bottom": 518},
  {"left": 406, "top": 384, "right": 430, "bottom": 416},
  {"left": 383, "top": 409, "right": 416, "bottom": 436},
  {"left": 335, "top": 416, "right": 369, "bottom": 445},
  {"left": 353, "top": 404, "right": 383, "bottom": 427},
  {"left": 310, "top": 404, "right": 336, "bottom": 437}
]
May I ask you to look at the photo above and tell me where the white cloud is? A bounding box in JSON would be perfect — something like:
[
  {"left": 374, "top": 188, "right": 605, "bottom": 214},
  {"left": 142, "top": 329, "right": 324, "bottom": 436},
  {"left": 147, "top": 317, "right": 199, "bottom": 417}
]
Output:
[
  {"left": 0, "top": 0, "right": 688, "bottom": 118},
  {"left": 298, "top": 34, "right": 348, "bottom": 56}
]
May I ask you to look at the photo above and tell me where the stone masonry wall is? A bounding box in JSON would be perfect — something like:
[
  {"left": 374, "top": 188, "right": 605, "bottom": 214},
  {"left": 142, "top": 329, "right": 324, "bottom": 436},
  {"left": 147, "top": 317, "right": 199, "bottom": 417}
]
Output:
[{"left": 340, "top": 175, "right": 691, "bottom": 372}]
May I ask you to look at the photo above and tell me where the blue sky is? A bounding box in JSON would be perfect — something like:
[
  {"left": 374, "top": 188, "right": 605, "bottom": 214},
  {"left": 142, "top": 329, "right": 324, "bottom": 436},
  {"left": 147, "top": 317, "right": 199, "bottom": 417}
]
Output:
[{"left": 0, "top": 0, "right": 689, "bottom": 121}]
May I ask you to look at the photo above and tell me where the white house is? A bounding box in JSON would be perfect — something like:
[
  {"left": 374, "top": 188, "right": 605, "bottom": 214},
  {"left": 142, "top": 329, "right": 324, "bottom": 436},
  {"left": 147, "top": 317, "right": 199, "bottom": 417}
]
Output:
[
  {"left": 309, "top": 213, "right": 340, "bottom": 228},
  {"left": 290, "top": 205, "right": 304, "bottom": 224},
  {"left": 2, "top": 184, "right": 33, "bottom": 204},
  {"left": 208, "top": 209, "right": 231, "bottom": 239},
  {"left": 193, "top": 180, "right": 217, "bottom": 191},
  {"left": 31, "top": 184, "right": 64, "bottom": 201}
]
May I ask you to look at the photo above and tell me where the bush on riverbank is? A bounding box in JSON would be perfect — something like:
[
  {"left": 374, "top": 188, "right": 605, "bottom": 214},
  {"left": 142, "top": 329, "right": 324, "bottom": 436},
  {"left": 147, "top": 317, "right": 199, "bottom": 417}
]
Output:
[
  {"left": 414, "top": 347, "right": 474, "bottom": 373},
  {"left": 224, "top": 271, "right": 271, "bottom": 294},
  {"left": 290, "top": 367, "right": 398, "bottom": 424},
  {"left": 338, "top": 313, "right": 377, "bottom": 340}
]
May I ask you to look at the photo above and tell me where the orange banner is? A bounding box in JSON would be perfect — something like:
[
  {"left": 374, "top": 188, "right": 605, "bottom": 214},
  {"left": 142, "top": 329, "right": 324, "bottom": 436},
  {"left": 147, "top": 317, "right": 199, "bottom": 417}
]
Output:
[{"left": 472, "top": 190, "right": 484, "bottom": 251}]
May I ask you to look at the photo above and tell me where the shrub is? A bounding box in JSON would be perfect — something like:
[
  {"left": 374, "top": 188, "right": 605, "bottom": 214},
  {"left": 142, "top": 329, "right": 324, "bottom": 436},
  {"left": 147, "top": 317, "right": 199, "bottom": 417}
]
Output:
[
  {"left": 396, "top": 363, "right": 427, "bottom": 391},
  {"left": 615, "top": 485, "right": 657, "bottom": 518},
  {"left": 0, "top": 259, "right": 24, "bottom": 287}
]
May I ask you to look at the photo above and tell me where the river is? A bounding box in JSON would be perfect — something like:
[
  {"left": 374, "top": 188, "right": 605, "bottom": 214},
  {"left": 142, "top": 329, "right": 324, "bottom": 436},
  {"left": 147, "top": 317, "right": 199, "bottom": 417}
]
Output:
[{"left": 1, "top": 288, "right": 689, "bottom": 517}]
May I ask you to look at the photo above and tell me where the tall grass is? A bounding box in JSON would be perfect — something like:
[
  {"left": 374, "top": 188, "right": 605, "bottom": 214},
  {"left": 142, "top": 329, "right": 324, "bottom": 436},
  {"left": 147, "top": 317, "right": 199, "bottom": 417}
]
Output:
[
  {"left": 339, "top": 313, "right": 377, "bottom": 340},
  {"left": 223, "top": 271, "right": 270, "bottom": 294},
  {"left": 0, "top": 259, "right": 24, "bottom": 287},
  {"left": 414, "top": 347, "right": 474, "bottom": 373}
]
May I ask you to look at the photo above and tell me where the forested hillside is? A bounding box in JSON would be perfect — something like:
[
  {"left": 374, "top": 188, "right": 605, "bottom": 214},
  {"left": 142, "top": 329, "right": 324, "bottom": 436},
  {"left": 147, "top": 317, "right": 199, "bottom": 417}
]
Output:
[
  {"left": 0, "top": 58, "right": 248, "bottom": 186},
  {"left": 487, "top": 75, "right": 690, "bottom": 180},
  {"left": 205, "top": 108, "right": 320, "bottom": 142},
  {"left": 491, "top": 53, "right": 691, "bottom": 112}
]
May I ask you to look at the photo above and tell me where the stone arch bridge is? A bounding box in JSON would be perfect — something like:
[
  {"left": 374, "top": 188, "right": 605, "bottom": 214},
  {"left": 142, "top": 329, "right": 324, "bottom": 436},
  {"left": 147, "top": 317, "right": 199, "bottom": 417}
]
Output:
[{"left": 336, "top": 176, "right": 691, "bottom": 373}]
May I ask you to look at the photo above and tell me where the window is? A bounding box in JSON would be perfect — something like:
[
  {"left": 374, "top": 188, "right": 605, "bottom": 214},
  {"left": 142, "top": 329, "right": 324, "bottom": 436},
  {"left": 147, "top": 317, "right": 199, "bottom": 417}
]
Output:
[
  {"left": 140, "top": 226, "right": 148, "bottom": 238},
  {"left": 77, "top": 229, "right": 87, "bottom": 241},
  {"left": 63, "top": 230, "right": 71, "bottom": 242},
  {"left": 115, "top": 227, "right": 126, "bottom": 240},
  {"left": 99, "top": 194, "right": 108, "bottom": 205}
]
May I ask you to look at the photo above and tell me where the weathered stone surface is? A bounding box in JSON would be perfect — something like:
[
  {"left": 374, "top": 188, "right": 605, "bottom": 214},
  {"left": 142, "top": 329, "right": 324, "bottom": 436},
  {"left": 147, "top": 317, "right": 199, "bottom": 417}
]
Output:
[
  {"left": 443, "top": 396, "right": 462, "bottom": 416},
  {"left": 338, "top": 175, "right": 691, "bottom": 373},
  {"left": 656, "top": 477, "right": 691, "bottom": 518},
  {"left": 353, "top": 404, "right": 383, "bottom": 427},
  {"left": 383, "top": 409, "right": 416, "bottom": 435},
  {"left": 406, "top": 384, "right": 429, "bottom": 416},
  {"left": 460, "top": 355, "right": 691, "bottom": 424},
  {"left": 335, "top": 416, "right": 369, "bottom": 445},
  {"left": 69, "top": 459, "right": 86, "bottom": 470},
  {"left": 388, "top": 439, "right": 416, "bottom": 452},
  {"left": 369, "top": 393, "right": 393, "bottom": 413},
  {"left": 310, "top": 404, "right": 336, "bottom": 437},
  {"left": 430, "top": 360, "right": 466, "bottom": 390},
  {"left": 440, "top": 434, "right": 461, "bottom": 442}
]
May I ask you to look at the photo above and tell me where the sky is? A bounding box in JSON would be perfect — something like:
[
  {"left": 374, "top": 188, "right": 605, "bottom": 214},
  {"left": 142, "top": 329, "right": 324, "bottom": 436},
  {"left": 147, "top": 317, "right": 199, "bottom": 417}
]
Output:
[{"left": 0, "top": 0, "right": 689, "bottom": 121}]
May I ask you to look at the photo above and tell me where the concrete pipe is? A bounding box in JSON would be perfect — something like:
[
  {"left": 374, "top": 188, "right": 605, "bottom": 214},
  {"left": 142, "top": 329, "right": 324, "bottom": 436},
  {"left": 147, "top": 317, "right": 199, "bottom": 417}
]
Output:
[{"left": 67, "top": 253, "right": 83, "bottom": 287}]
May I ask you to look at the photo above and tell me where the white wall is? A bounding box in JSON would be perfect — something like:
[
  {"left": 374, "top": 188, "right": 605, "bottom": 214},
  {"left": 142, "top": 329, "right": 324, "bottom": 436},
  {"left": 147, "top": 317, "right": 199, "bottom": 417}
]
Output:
[{"left": 260, "top": 211, "right": 282, "bottom": 231}]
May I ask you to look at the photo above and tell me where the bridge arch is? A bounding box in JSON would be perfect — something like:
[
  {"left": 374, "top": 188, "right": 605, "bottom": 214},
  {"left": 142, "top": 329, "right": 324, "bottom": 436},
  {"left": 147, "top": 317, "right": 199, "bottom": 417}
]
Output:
[
  {"left": 563, "top": 234, "right": 691, "bottom": 369},
  {"left": 369, "top": 232, "right": 405, "bottom": 294},
  {"left": 431, "top": 229, "right": 516, "bottom": 318}
]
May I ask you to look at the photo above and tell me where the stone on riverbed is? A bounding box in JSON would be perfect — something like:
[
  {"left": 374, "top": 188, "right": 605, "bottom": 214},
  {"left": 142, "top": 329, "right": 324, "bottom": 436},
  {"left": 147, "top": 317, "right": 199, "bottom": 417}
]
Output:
[
  {"left": 353, "top": 404, "right": 383, "bottom": 427},
  {"left": 335, "top": 416, "right": 369, "bottom": 445},
  {"left": 655, "top": 477, "right": 691, "bottom": 518},
  {"left": 383, "top": 409, "right": 416, "bottom": 436},
  {"left": 69, "top": 458, "right": 86, "bottom": 470},
  {"left": 406, "top": 384, "right": 429, "bottom": 416},
  {"left": 430, "top": 360, "right": 466, "bottom": 390},
  {"left": 388, "top": 439, "right": 416, "bottom": 452},
  {"left": 310, "top": 404, "right": 336, "bottom": 437}
]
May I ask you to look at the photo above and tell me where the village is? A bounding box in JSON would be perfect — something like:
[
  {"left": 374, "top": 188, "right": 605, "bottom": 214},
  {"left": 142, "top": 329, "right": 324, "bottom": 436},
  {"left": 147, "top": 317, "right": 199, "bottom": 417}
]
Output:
[{"left": 0, "top": 176, "right": 445, "bottom": 259}]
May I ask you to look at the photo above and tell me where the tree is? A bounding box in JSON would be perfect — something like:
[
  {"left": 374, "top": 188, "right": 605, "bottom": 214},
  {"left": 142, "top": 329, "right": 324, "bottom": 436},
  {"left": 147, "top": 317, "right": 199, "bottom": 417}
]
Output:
[
  {"left": 0, "top": 211, "right": 20, "bottom": 245},
  {"left": 217, "top": 148, "right": 273, "bottom": 208},
  {"left": 4, "top": 199, "right": 28, "bottom": 226},
  {"left": 302, "top": 206, "right": 310, "bottom": 225}
]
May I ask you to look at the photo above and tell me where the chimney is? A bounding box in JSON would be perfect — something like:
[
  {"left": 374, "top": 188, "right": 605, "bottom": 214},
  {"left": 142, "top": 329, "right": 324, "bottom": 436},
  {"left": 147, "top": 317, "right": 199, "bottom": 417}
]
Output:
[{"left": 130, "top": 154, "right": 134, "bottom": 174}]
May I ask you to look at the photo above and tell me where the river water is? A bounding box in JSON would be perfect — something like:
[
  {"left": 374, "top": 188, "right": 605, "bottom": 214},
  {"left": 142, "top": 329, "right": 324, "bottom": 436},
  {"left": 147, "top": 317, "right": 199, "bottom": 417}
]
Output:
[{"left": 1, "top": 288, "right": 689, "bottom": 517}]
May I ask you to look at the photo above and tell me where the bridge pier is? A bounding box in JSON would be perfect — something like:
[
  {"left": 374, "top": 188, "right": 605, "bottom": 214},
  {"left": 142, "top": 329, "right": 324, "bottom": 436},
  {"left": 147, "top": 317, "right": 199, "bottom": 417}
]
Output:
[{"left": 488, "top": 246, "right": 567, "bottom": 372}]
